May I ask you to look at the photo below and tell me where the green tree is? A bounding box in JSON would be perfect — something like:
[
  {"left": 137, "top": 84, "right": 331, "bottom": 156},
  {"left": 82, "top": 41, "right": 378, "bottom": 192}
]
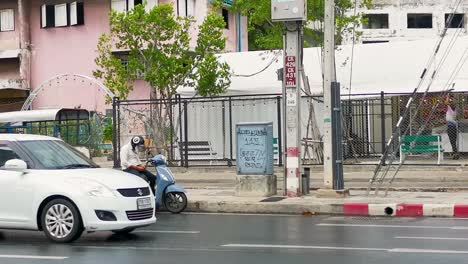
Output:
[
  {"left": 94, "top": 3, "right": 231, "bottom": 154},
  {"left": 213, "top": 0, "right": 372, "bottom": 50}
]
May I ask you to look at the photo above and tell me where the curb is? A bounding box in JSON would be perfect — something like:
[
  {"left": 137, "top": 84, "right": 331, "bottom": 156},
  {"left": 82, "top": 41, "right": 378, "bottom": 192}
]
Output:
[
  {"left": 186, "top": 200, "right": 468, "bottom": 217},
  {"left": 343, "top": 203, "right": 468, "bottom": 217}
]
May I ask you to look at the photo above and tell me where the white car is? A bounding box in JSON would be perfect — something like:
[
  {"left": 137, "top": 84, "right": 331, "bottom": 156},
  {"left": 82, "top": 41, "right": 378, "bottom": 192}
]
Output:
[{"left": 0, "top": 134, "right": 156, "bottom": 243}]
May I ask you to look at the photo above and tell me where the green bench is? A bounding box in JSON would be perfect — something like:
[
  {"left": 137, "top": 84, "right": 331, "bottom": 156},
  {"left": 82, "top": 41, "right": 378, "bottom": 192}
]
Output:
[{"left": 400, "top": 135, "right": 444, "bottom": 165}]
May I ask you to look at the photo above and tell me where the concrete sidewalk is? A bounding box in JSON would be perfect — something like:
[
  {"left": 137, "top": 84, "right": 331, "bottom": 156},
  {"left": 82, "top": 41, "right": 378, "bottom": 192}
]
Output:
[
  {"left": 186, "top": 189, "right": 468, "bottom": 217},
  {"left": 95, "top": 160, "right": 468, "bottom": 217},
  {"left": 95, "top": 160, "right": 468, "bottom": 191}
]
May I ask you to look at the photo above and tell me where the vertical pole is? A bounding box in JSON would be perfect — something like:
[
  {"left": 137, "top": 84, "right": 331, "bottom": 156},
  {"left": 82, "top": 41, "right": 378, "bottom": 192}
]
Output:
[
  {"left": 276, "top": 96, "right": 283, "bottom": 167},
  {"left": 332, "top": 82, "right": 344, "bottom": 189},
  {"left": 76, "top": 111, "right": 80, "bottom": 146},
  {"left": 183, "top": 100, "right": 189, "bottom": 168},
  {"left": 222, "top": 100, "right": 226, "bottom": 161},
  {"left": 380, "top": 91, "right": 386, "bottom": 165},
  {"left": 169, "top": 96, "right": 174, "bottom": 161},
  {"left": 284, "top": 22, "right": 302, "bottom": 197},
  {"left": 229, "top": 97, "right": 233, "bottom": 167},
  {"left": 323, "top": 0, "right": 336, "bottom": 188},
  {"left": 18, "top": 0, "right": 31, "bottom": 90},
  {"left": 116, "top": 100, "right": 121, "bottom": 166},
  {"left": 178, "top": 95, "right": 183, "bottom": 166}
]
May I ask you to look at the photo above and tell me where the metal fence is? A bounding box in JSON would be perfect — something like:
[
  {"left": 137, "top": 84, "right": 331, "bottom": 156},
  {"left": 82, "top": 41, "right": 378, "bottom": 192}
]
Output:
[{"left": 112, "top": 91, "right": 468, "bottom": 168}]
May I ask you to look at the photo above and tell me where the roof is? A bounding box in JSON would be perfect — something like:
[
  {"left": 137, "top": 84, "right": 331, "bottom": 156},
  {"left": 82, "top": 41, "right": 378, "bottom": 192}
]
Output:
[
  {"left": 0, "top": 108, "right": 90, "bottom": 124},
  {"left": 177, "top": 36, "right": 468, "bottom": 96},
  {"left": 0, "top": 134, "right": 60, "bottom": 141}
]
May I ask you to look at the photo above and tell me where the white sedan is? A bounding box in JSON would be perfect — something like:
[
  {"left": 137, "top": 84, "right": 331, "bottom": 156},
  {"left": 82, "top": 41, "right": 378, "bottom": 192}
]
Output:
[{"left": 0, "top": 134, "right": 156, "bottom": 243}]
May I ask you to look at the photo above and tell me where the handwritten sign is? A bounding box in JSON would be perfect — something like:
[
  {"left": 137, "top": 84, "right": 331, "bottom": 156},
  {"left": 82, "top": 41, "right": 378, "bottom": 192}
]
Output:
[{"left": 236, "top": 122, "right": 274, "bottom": 175}]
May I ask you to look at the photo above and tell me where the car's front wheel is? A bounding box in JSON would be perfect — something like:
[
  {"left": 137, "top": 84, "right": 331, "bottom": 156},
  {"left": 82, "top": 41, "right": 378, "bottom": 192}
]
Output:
[{"left": 41, "top": 198, "right": 83, "bottom": 243}]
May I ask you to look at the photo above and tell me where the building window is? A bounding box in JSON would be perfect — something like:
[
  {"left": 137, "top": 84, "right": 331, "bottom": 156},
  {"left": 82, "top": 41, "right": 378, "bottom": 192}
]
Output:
[
  {"left": 70, "top": 2, "right": 84, "bottom": 26},
  {"left": 362, "top": 14, "right": 389, "bottom": 29},
  {"left": 222, "top": 8, "right": 229, "bottom": 29},
  {"left": 445, "top": 13, "right": 465, "bottom": 28},
  {"left": 113, "top": 52, "right": 145, "bottom": 79},
  {"left": 112, "top": 0, "right": 157, "bottom": 13},
  {"left": 407, "top": 14, "right": 433, "bottom": 28},
  {"left": 41, "top": 5, "right": 55, "bottom": 28},
  {"left": 54, "top": 3, "right": 68, "bottom": 27},
  {"left": 41, "top": 2, "right": 84, "bottom": 28},
  {"left": 0, "top": 9, "right": 14, "bottom": 32}
]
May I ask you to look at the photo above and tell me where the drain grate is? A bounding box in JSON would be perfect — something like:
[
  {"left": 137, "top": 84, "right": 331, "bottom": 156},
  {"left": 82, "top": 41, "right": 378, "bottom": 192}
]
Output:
[{"left": 260, "top": 197, "right": 286, "bottom": 202}]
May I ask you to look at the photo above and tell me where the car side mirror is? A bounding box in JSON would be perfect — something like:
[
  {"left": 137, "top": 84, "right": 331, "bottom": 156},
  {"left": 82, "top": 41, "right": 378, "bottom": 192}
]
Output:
[{"left": 3, "top": 159, "right": 28, "bottom": 172}]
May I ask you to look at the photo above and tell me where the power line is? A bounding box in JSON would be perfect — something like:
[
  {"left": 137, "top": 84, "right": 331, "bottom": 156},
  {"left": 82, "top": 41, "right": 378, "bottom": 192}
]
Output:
[{"left": 231, "top": 52, "right": 281, "bottom": 77}]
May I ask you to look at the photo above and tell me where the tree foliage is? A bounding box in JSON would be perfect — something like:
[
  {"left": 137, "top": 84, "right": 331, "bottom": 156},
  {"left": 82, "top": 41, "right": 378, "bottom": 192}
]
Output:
[
  {"left": 94, "top": 3, "right": 231, "bottom": 154},
  {"left": 212, "top": 0, "right": 372, "bottom": 50},
  {"left": 94, "top": 3, "right": 231, "bottom": 99}
]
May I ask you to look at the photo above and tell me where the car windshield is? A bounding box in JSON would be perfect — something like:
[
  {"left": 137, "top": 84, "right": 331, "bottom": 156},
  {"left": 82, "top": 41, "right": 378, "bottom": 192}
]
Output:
[{"left": 18, "top": 140, "right": 99, "bottom": 170}]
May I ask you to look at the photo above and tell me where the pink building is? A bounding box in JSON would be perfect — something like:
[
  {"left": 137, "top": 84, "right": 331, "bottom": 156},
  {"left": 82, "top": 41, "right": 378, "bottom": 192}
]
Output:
[{"left": 0, "top": 0, "right": 248, "bottom": 114}]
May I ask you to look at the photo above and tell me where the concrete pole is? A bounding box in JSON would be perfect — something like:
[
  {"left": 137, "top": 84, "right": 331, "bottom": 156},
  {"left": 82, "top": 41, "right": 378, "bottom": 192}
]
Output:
[
  {"left": 284, "top": 22, "right": 302, "bottom": 197},
  {"left": 18, "top": 0, "right": 31, "bottom": 90},
  {"left": 323, "top": 0, "right": 336, "bottom": 188}
]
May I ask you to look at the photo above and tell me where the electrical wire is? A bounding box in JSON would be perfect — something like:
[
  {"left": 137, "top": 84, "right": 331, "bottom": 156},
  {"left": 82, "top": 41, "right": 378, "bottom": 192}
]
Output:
[{"left": 231, "top": 51, "right": 281, "bottom": 77}]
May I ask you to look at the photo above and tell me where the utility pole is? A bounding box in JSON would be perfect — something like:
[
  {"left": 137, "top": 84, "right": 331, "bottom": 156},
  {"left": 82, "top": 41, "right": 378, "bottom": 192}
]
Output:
[
  {"left": 321, "top": 0, "right": 346, "bottom": 194},
  {"left": 271, "top": 0, "right": 306, "bottom": 197}
]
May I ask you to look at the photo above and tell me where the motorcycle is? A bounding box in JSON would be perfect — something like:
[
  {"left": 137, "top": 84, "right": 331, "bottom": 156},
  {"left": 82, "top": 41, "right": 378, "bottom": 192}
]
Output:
[{"left": 147, "top": 154, "right": 187, "bottom": 214}]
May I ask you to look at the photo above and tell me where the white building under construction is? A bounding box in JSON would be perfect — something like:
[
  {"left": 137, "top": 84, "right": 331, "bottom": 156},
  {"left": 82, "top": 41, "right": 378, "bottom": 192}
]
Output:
[{"left": 352, "top": 0, "right": 468, "bottom": 44}]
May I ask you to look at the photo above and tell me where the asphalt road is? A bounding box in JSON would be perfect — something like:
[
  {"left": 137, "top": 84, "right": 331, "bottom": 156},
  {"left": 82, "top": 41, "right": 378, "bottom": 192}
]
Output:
[{"left": 3, "top": 214, "right": 468, "bottom": 263}]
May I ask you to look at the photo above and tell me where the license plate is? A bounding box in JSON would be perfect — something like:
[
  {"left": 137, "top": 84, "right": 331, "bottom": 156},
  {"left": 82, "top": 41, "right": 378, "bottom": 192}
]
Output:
[{"left": 137, "top": 197, "right": 152, "bottom": 210}]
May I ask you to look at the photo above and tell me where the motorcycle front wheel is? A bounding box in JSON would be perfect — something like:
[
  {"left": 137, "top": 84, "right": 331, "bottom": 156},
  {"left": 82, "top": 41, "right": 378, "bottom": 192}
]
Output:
[{"left": 164, "top": 192, "right": 187, "bottom": 214}]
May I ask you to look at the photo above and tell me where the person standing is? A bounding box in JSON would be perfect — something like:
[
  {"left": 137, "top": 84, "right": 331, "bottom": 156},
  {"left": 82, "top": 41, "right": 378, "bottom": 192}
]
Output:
[{"left": 446, "top": 102, "right": 459, "bottom": 160}]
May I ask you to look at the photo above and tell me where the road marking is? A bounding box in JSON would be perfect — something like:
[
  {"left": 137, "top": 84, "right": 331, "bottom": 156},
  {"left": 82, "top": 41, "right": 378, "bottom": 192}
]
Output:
[
  {"left": 395, "top": 236, "right": 468, "bottom": 241},
  {"left": 73, "top": 245, "right": 243, "bottom": 253},
  {"left": 389, "top": 248, "right": 468, "bottom": 254},
  {"left": 223, "top": 244, "right": 468, "bottom": 255},
  {"left": 222, "top": 244, "right": 385, "bottom": 251},
  {"left": 180, "top": 212, "right": 300, "bottom": 217},
  {"left": 317, "top": 223, "right": 468, "bottom": 230},
  {"left": 0, "top": 255, "right": 68, "bottom": 260},
  {"left": 135, "top": 230, "right": 200, "bottom": 234}
]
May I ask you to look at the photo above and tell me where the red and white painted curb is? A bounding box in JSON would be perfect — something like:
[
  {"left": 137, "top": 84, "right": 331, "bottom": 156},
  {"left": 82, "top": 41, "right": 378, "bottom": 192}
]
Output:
[{"left": 343, "top": 203, "right": 468, "bottom": 217}]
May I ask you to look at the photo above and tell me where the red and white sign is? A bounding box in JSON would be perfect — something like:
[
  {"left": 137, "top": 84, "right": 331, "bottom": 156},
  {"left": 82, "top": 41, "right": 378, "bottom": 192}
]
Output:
[{"left": 285, "top": 56, "right": 296, "bottom": 88}]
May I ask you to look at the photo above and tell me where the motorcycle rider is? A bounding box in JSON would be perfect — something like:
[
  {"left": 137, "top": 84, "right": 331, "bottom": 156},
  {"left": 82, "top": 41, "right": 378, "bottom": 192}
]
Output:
[{"left": 120, "top": 136, "right": 156, "bottom": 194}]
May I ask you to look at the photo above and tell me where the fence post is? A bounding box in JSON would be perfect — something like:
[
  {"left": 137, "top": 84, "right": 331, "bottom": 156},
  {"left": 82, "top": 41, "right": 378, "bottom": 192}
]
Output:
[
  {"left": 222, "top": 100, "right": 226, "bottom": 161},
  {"left": 183, "top": 100, "right": 189, "bottom": 168},
  {"left": 276, "top": 96, "right": 283, "bottom": 166},
  {"left": 380, "top": 91, "right": 386, "bottom": 166},
  {"left": 228, "top": 97, "right": 233, "bottom": 167},
  {"left": 178, "top": 95, "right": 183, "bottom": 167},
  {"left": 169, "top": 95, "right": 174, "bottom": 161},
  {"left": 112, "top": 97, "right": 119, "bottom": 169}
]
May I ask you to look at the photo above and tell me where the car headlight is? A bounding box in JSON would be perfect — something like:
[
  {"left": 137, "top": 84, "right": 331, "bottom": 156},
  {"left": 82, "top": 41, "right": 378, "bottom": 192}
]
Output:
[{"left": 67, "top": 178, "right": 115, "bottom": 198}]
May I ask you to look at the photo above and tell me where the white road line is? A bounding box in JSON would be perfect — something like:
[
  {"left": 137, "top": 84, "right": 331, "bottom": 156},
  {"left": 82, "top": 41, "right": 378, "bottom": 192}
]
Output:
[
  {"left": 222, "top": 244, "right": 468, "bottom": 255},
  {"left": 395, "top": 236, "right": 468, "bottom": 241},
  {"left": 73, "top": 246, "right": 243, "bottom": 253},
  {"left": 389, "top": 248, "right": 468, "bottom": 254},
  {"left": 135, "top": 230, "right": 200, "bottom": 234},
  {"left": 180, "top": 212, "right": 300, "bottom": 217},
  {"left": 0, "top": 255, "right": 68, "bottom": 260},
  {"left": 317, "top": 223, "right": 468, "bottom": 230},
  {"left": 222, "top": 244, "right": 386, "bottom": 251}
]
